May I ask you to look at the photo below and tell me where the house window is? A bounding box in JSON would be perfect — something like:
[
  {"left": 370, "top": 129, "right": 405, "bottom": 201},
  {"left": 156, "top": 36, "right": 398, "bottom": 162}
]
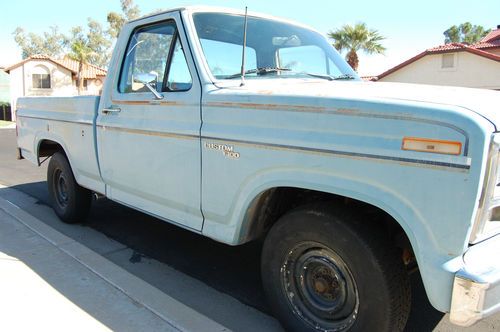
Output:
[
  {"left": 441, "top": 54, "right": 455, "bottom": 68},
  {"left": 32, "top": 65, "right": 51, "bottom": 89}
]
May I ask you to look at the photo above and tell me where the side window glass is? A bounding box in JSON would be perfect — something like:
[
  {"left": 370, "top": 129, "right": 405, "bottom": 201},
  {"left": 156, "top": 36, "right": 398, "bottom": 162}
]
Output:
[
  {"left": 166, "top": 38, "right": 193, "bottom": 91},
  {"left": 119, "top": 22, "right": 176, "bottom": 93}
]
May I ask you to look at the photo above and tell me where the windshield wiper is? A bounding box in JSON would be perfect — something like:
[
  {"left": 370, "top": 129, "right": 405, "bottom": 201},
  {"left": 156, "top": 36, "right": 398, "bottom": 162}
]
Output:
[
  {"left": 302, "top": 73, "right": 356, "bottom": 81},
  {"left": 332, "top": 74, "right": 357, "bottom": 80},
  {"left": 225, "top": 67, "right": 291, "bottom": 79}
]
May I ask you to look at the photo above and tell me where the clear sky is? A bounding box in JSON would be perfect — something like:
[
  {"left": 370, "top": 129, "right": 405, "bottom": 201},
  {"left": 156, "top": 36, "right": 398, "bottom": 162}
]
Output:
[{"left": 1, "top": 0, "right": 499, "bottom": 76}]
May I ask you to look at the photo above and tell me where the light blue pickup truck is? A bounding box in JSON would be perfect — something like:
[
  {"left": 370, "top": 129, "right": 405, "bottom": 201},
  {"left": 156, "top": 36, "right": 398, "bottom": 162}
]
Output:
[{"left": 15, "top": 6, "right": 500, "bottom": 331}]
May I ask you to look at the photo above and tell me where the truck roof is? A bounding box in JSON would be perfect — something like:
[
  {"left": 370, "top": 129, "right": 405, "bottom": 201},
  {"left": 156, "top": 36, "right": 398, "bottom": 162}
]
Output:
[{"left": 127, "top": 5, "right": 319, "bottom": 34}]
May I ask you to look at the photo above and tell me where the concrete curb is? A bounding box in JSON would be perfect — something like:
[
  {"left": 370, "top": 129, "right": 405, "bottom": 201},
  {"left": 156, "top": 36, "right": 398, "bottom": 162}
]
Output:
[
  {"left": 0, "top": 123, "right": 16, "bottom": 129},
  {"left": 0, "top": 189, "right": 229, "bottom": 332}
]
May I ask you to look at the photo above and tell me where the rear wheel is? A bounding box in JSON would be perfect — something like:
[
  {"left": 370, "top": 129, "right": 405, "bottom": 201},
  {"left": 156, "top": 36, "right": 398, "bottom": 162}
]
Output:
[
  {"left": 261, "top": 205, "right": 411, "bottom": 332},
  {"left": 47, "top": 152, "right": 91, "bottom": 223}
]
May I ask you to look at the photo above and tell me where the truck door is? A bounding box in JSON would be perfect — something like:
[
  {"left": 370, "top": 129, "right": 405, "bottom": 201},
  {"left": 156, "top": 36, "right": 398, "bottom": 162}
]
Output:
[{"left": 96, "top": 13, "right": 203, "bottom": 231}]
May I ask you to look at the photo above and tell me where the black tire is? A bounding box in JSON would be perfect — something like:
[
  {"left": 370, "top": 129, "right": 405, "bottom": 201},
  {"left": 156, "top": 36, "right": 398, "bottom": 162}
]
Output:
[
  {"left": 261, "top": 204, "right": 411, "bottom": 332},
  {"left": 47, "top": 152, "right": 91, "bottom": 224}
]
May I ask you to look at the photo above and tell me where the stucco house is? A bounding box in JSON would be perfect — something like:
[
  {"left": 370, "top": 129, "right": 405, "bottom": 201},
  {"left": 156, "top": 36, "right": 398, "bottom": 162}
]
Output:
[
  {"left": 0, "top": 68, "right": 9, "bottom": 103},
  {"left": 4, "top": 55, "right": 107, "bottom": 118},
  {"left": 376, "top": 26, "right": 500, "bottom": 90},
  {"left": 0, "top": 67, "right": 10, "bottom": 121}
]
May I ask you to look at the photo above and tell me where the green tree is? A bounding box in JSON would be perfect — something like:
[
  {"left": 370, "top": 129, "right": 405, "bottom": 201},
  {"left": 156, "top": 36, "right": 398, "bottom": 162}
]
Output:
[
  {"left": 86, "top": 19, "right": 112, "bottom": 68},
  {"left": 443, "top": 23, "right": 490, "bottom": 44},
  {"left": 13, "top": 26, "right": 68, "bottom": 59},
  {"left": 107, "top": 0, "right": 141, "bottom": 38},
  {"left": 13, "top": 19, "right": 110, "bottom": 67},
  {"left": 13, "top": 0, "right": 140, "bottom": 68},
  {"left": 328, "top": 23, "right": 386, "bottom": 72}
]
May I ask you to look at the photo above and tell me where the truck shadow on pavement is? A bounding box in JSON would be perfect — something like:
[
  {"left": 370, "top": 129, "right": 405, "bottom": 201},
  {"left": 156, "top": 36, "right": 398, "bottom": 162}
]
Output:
[{"left": 6, "top": 182, "right": 445, "bottom": 331}]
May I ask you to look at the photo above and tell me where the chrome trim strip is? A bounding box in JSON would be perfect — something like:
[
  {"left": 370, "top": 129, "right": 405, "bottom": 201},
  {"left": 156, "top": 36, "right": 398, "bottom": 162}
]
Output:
[
  {"left": 96, "top": 124, "right": 199, "bottom": 140},
  {"left": 203, "top": 136, "right": 471, "bottom": 170},
  {"left": 110, "top": 99, "right": 185, "bottom": 106},
  {"left": 19, "top": 115, "right": 468, "bottom": 170},
  {"left": 17, "top": 115, "right": 93, "bottom": 126},
  {"left": 205, "top": 102, "right": 470, "bottom": 156}
]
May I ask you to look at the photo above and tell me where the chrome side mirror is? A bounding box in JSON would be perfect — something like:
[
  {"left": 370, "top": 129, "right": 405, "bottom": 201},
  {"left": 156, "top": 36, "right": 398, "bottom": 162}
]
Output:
[{"left": 134, "top": 73, "right": 164, "bottom": 100}]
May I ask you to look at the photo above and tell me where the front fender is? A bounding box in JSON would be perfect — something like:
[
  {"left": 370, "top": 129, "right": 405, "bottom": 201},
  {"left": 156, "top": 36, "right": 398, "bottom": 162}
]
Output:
[{"left": 201, "top": 164, "right": 473, "bottom": 312}]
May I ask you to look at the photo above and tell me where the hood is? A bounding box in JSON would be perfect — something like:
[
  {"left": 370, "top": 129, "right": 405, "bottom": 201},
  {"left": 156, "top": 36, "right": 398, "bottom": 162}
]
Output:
[{"left": 217, "top": 79, "right": 500, "bottom": 130}]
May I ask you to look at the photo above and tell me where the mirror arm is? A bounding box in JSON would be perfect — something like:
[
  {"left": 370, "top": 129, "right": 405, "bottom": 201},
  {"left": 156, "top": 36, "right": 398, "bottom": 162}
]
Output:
[{"left": 144, "top": 83, "right": 164, "bottom": 100}]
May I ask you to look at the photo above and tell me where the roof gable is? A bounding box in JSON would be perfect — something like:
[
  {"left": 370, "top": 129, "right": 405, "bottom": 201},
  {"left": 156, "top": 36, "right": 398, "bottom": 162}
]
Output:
[
  {"left": 377, "top": 43, "right": 500, "bottom": 80},
  {"left": 4, "top": 55, "right": 107, "bottom": 79},
  {"left": 481, "top": 28, "right": 500, "bottom": 43}
]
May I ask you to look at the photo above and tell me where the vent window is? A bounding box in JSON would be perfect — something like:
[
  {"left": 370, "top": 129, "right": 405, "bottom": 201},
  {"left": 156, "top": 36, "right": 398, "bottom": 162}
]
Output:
[{"left": 441, "top": 54, "right": 455, "bottom": 68}]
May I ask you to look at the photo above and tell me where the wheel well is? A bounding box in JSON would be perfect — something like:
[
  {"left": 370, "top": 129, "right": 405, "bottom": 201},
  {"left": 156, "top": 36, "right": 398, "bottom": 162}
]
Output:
[
  {"left": 38, "top": 140, "right": 66, "bottom": 161},
  {"left": 241, "top": 187, "right": 415, "bottom": 266}
]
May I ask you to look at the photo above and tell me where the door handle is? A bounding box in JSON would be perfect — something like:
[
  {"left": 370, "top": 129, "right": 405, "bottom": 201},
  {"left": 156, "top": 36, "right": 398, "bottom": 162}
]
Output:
[{"left": 102, "top": 106, "right": 121, "bottom": 114}]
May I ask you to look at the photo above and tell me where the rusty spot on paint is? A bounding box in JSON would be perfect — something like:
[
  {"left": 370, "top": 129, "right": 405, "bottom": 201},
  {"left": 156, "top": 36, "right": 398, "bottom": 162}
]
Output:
[
  {"left": 111, "top": 100, "right": 149, "bottom": 105},
  {"left": 206, "top": 101, "right": 327, "bottom": 113},
  {"left": 336, "top": 108, "right": 361, "bottom": 115}
]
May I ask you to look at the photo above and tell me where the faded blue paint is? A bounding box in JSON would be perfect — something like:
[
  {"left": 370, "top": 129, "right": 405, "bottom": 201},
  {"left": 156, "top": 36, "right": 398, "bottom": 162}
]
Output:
[{"left": 14, "top": 6, "right": 500, "bottom": 319}]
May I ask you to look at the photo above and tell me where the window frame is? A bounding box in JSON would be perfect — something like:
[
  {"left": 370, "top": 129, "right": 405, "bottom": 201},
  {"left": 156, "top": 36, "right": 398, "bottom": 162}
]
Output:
[
  {"left": 440, "top": 53, "right": 457, "bottom": 71},
  {"left": 32, "top": 73, "right": 51, "bottom": 90},
  {"left": 117, "top": 19, "right": 192, "bottom": 95},
  {"left": 162, "top": 31, "right": 193, "bottom": 92}
]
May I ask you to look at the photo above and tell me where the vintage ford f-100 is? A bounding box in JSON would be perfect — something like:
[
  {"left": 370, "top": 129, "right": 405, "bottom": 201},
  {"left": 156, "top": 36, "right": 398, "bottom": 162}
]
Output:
[{"left": 15, "top": 6, "right": 500, "bottom": 331}]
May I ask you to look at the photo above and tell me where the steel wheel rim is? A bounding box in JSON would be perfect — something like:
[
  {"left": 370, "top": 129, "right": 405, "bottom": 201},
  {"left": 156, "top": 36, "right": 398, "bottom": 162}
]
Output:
[
  {"left": 54, "top": 169, "right": 69, "bottom": 209},
  {"left": 281, "top": 241, "right": 359, "bottom": 331}
]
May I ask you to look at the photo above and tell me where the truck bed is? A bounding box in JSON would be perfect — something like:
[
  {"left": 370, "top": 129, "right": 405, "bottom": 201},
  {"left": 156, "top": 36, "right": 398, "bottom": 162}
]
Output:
[{"left": 16, "top": 96, "right": 105, "bottom": 194}]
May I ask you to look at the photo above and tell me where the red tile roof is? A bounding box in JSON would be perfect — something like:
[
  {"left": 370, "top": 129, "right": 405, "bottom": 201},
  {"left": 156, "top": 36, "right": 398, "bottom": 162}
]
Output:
[
  {"left": 55, "top": 57, "right": 107, "bottom": 79},
  {"left": 481, "top": 28, "right": 500, "bottom": 43},
  {"left": 424, "top": 43, "right": 500, "bottom": 60},
  {"left": 429, "top": 39, "right": 500, "bottom": 53},
  {"left": 4, "top": 54, "right": 107, "bottom": 79},
  {"left": 470, "top": 40, "right": 500, "bottom": 49},
  {"left": 427, "top": 43, "right": 465, "bottom": 52}
]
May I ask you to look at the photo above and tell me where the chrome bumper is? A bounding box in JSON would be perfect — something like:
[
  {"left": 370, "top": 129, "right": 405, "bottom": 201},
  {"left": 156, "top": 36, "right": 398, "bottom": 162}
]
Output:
[{"left": 450, "top": 234, "right": 500, "bottom": 326}]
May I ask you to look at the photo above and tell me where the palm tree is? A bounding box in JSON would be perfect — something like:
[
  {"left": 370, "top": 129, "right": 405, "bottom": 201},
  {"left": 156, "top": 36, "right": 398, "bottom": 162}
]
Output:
[
  {"left": 69, "top": 40, "right": 94, "bottom": 95},
  {"left": 328, "top": 23, "right": 386, "bottom": 71}
]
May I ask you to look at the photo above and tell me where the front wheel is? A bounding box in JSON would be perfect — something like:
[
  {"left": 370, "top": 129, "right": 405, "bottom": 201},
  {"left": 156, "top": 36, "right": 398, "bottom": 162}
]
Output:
[
  {"left": 47, "top": 152, "right": 91, "bottom": 223},
  {"left": 261, "top": 205, "right": 411, "bottom": 332}
]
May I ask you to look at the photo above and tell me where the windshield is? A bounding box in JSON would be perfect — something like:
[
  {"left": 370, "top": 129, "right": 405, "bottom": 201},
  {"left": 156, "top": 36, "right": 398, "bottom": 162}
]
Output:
[{"left": 192, "top": 12, "right": 358, "bottom": 81}]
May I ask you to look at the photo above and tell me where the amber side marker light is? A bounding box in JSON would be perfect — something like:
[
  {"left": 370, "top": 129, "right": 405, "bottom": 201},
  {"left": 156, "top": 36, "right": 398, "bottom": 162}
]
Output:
[{"left": 402, "top": 137, "right": 462, "bottom": 155}]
